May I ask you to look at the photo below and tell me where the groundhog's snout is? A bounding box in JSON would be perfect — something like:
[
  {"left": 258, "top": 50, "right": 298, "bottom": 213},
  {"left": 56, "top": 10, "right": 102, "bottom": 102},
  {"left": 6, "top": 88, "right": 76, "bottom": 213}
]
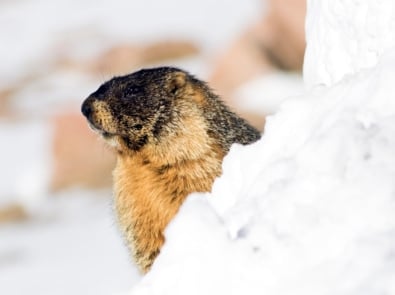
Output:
[
  {"left": 81, "top": 98, "right": 93, "bottom": 119},
  {"left": 81, "top": 96, "right": 116, "bottom": 137}
]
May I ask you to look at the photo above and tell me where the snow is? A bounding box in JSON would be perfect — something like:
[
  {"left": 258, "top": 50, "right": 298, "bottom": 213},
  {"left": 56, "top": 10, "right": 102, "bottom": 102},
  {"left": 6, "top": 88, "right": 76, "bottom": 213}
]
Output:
[
  {"left": 130, "top": 1, "right": 395, "bottom": 294},
  {"left": 0, "top": 190, "right": 139, "bottom": 295},
  {"left": 0, "top": 120, "right": 52, "bottom": 208},
  {"left": 304, "top": 0, "right": 395, "bottom": 88}
]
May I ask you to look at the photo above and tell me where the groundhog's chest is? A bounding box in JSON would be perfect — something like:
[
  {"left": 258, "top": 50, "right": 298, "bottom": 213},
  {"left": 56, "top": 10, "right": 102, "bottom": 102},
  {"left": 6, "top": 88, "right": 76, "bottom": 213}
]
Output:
[
  {"left": 113, "top": 153, "right": 222, "bottom": 237},
  {"left": 112, "top": 153, "right": 223, "bottom": 271},
  {"left": 115, "top": 154, "right": 220, "bottom": 202}
]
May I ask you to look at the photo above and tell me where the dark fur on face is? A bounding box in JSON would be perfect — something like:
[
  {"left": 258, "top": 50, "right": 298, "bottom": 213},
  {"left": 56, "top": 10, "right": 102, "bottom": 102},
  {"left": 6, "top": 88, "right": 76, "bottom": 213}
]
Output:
[
  {"left": 81, "top": 67, "right": 196, "bottom": 153},
  {"left": 82, "top": 67, "right": 260, "bottom": 155}
]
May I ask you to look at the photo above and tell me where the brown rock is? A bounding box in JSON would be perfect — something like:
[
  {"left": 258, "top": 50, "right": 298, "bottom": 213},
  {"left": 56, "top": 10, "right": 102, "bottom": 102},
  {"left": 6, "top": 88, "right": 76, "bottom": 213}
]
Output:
[
  {"left": 57, "top": 40, "right": 200, "bottom": 76},
  {"left": 50, "top": 109, "right": 116, "bottom": 191},
  {"left": 0, "top": 204, "right": 28, "bottom": 224}
]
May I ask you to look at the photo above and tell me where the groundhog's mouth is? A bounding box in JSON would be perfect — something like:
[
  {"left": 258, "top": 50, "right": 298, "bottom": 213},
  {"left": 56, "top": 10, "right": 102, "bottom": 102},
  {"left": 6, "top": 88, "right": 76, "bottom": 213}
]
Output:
[{"left": 87, "top": 122, "right": 116, "bottom": 139}]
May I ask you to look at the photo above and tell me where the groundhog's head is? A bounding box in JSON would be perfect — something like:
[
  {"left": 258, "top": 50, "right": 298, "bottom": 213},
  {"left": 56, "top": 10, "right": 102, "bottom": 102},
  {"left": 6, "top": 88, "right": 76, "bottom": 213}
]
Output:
[{"left": 81, "top": 67, "right": 205, "bottom": 153}]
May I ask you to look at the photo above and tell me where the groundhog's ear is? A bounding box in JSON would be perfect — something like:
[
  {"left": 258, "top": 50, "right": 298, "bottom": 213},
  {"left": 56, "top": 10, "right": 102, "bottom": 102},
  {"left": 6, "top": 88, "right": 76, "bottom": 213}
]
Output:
[{"left": 168, "top": 72, "right": 187, "bottom": 95}]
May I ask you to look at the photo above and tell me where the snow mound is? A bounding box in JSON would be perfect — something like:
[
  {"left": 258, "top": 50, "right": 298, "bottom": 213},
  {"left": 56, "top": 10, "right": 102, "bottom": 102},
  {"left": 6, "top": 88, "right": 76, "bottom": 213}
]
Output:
[{"left": 304, "top": 0, "right": 395, "bottom": 87}]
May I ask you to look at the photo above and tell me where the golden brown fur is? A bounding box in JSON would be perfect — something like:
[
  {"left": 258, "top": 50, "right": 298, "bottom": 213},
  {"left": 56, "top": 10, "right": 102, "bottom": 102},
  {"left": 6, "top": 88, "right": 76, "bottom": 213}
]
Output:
[{"left": 81, "top": 67, "right": 260, "bottom": 273}]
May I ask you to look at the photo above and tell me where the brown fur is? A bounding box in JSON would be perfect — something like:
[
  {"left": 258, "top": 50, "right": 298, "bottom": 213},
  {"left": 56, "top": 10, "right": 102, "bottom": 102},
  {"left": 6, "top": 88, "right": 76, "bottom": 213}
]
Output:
[{"left": 81, "top": 67, "right": 260, "bottom": 273}]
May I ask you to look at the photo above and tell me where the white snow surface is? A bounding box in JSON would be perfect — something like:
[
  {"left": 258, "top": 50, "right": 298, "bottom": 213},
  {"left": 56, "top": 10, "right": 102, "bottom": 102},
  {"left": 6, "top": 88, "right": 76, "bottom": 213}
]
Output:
[
  {"left": 0, "top": 120, "right": 52, "bottom": 208},
  {"left": 131, "top": 1, "right": 395, "bottom": 294},
  {"left": 0, "top": 191, "right": 139, "bottom": 295},
  {"left": 304, "top": 0, "right": 395, "bottom": 88}
]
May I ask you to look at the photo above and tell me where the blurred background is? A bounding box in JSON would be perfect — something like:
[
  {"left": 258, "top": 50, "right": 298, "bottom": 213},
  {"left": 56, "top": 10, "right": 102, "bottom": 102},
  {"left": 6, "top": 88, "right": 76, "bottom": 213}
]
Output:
[{"left": 0, "top": 0, "right": 305, "bottom": 294}]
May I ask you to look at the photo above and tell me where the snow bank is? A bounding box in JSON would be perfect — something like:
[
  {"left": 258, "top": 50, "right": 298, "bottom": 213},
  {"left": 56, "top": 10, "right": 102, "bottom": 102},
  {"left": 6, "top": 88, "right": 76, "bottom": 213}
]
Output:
[
  {"left": 304, "top": 0, "right": 395, "bottom": 88},
  {"left": 130, "top": 1, "right": 395, "bottom": 294}
]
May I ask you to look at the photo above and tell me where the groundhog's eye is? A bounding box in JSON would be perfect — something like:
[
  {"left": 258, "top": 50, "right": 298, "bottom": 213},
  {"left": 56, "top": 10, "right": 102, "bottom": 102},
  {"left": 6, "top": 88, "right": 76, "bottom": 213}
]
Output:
[
  {"left": 125, "top": 85, "right": 143, "bottom": 98},
  {"left": 133, "top": 124, "right": 143, "bottom": 131}
]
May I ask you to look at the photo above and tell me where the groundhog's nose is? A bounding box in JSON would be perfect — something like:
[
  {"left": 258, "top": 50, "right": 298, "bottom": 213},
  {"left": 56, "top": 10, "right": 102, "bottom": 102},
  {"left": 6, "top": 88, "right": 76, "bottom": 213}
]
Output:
[{"left": 81, "top": 100, "right": 92, "bottom": 118}]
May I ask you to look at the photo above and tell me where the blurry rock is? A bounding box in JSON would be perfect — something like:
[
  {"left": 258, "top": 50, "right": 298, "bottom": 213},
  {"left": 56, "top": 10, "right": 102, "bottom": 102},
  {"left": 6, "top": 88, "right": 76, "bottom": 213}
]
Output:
[
  {"left": 139, "top": 40, "right": 200, "bottom": 65},
  {"left": 58, "top": 40, "right": 200, "bottom": 76},
  {"left": 210, "top": 25, "right": 275, "bottom": 99},
  {"left": 210, "top": 0, "right": 306, "bottom": 98},
  {"left": 50, "top": 110, "right": 116, "bottom": 191},
  {"left": 90, "top": 40, "right": 199, "bottom": 75},
  {"left": 87, "top": 44, "right": 141, "bottom": 75},
  {"left": 262, "top": 0, "right": 306, "bottom": 71},
  {"left": 0, "top": 87, "right": 15, "bottom": 117},
  {"left": 209, "top": 0, "right": 306, "bottom": 131},
  {"left": 0, "top": 204, "right": 28, "bottom": 223},
  {"left": 0, "top": 91, "right": 10, "bottom": 115}
]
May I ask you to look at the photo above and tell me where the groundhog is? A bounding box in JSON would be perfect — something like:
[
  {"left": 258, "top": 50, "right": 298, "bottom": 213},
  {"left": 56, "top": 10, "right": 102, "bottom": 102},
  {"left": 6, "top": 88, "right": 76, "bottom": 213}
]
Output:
[{"left": 81, "top": 67, "right": 261, "bottom": 273}]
